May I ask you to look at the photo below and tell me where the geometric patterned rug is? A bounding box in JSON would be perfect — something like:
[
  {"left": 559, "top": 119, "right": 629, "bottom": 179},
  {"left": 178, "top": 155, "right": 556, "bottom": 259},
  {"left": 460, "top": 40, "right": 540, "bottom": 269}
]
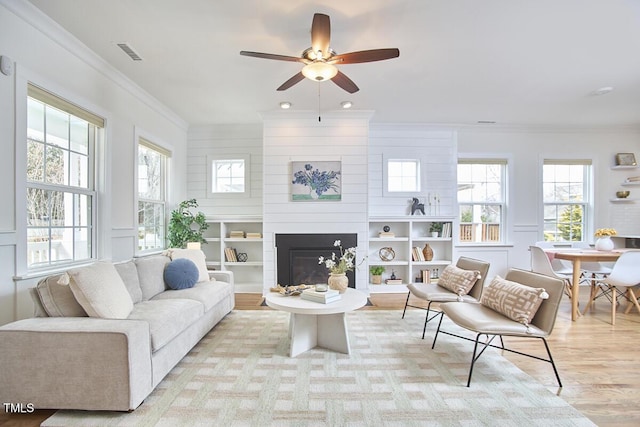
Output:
[{"left": 43, "top": 310, "right": 596, "bottom": 426}]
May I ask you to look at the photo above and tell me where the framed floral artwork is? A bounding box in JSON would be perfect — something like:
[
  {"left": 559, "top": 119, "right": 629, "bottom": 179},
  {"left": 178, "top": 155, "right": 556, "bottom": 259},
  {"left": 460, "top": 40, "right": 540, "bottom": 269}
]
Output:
[{"left": 291, "top": 161, "right": 341, "bottom": 201}]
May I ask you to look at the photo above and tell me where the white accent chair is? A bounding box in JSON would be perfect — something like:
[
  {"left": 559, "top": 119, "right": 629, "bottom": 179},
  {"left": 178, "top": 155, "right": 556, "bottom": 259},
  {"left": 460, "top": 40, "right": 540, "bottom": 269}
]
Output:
[{"left": 530, "top": 245, "right": 573, "bottom": 299}]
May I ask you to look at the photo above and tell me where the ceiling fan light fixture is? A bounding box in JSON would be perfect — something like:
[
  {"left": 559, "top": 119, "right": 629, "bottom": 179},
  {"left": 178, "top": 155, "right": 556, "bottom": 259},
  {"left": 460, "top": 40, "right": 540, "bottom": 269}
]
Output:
[{"left": 302, "top": 61, "right": 338, "bottom": 82}]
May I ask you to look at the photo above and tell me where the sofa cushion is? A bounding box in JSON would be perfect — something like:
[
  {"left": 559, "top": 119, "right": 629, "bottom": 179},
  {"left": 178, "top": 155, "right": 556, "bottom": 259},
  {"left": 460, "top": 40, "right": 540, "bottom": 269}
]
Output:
[
  {"left": 135, "top": 255, "right": 171, "bottom": 300},
  {"left": 437, "top": 265, "right": 481, "bottom": 299},
  {"left": 127, "top": 299, "right": 204, "bottom": 352},
  {"left": 114, "top": 260, "right": 143, "bottom": 303},
  {"left": 66, "top": 262, "right": 134, "bottom": 319},
  {"left": 152, "top": 280, "right": 234, "bottom": 312},
  {"left": 166, "top": 249, "right": 210, "bottom": 283},
  {"left": 480, "top": 276, "right": 549, "bottom": 326},
  {"left": 164, "top": 258, "right": 199, "bottom": 290},
  {"left": 35, "top": 274, "right": 87, "bottom": 317}
]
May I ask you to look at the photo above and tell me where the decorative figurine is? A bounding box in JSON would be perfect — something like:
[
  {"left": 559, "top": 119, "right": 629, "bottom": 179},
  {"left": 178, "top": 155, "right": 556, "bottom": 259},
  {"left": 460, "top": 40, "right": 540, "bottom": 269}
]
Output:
[{"left": 410, "top": 197, "right": 425, "bottom": 215}]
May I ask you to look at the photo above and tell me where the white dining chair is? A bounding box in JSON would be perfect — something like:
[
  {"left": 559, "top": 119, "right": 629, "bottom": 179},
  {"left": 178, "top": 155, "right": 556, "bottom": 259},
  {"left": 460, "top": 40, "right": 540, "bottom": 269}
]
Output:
[
  {"left": 530, "top": 245, "right": 573, "bottom": 298},
  {"left": 590, "top": 251, "right": 640, "bottom": 325}
]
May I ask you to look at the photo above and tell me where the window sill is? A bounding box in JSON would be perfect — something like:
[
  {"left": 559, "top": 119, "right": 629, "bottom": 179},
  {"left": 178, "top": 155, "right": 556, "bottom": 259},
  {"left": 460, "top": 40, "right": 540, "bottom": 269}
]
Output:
[{"left": 14, "top": 260, "right": 97, "bottom": 281}]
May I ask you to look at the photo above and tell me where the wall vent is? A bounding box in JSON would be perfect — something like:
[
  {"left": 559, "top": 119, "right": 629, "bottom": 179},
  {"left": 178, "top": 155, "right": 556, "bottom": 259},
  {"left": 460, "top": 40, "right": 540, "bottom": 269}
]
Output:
[{"left": 116, "top": 43, "right": 143, "bottom": 61}]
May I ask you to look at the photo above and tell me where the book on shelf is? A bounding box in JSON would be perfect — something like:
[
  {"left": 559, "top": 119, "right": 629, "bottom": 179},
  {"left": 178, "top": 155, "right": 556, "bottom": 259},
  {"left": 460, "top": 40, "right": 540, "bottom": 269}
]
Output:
[
  {"left": 300, "top": 288, "right": 341, "bottom": 303},
  {"left": 246, "top": 232, "right": 262, "bottom": 238},
  {"left": 378, "top": 232, "right": 395, "bottom": 238},
  {"left": 441, "top": 222, "right": 452, "bottom": 238},
  {"left": 385, "top": 279, "right": 403, "bottom": 284},
  {"left": 224, "top": 247, "right": 238, "bottom": 262},
  {"left": 421, "top": 269, "right": 431, "bottom": 284},
  {"left": 229, "top": 230, "right": 245, "bottom": 238},
  {"left": 412, "top": 247, "right": 425, "bottom": 261}
]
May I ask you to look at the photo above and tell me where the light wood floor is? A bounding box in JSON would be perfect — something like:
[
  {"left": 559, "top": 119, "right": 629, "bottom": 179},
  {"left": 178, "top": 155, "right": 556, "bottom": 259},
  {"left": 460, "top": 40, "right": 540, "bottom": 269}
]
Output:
[{"left": 2, "top": 291, "right": 638, "bottom": 426}]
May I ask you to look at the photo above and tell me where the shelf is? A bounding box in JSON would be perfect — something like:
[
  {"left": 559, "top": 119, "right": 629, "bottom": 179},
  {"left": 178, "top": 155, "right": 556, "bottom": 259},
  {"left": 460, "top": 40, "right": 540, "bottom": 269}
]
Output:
[
  {"left": 412, "top": 260, "right": 452, "bottom": 266},
  {"left": 369, "top": 283, "right": 407, "bottom": 293},
  {"left": 610, "top": 198, "right": 635, "bottom": 203},
  {"left": 224, "top": 261, "right": 263, "bottom": 267},
  {"left": 369, "top": 260, "right": 409, "bottom": 266},
  {"left": 224, "top": 238, "right": 263, "bottom": 242},
  {"left": 411, "top": 237, "right": 452, "bottom": 242},
  {"left": 611, "top": 165, "right": 639, "bottom": 170},
  {"left": 621, "top": 182, "right": 640, "bottom": 187},
  {"left": 369, "top": 237, "right": 409, "bottom": 242}
]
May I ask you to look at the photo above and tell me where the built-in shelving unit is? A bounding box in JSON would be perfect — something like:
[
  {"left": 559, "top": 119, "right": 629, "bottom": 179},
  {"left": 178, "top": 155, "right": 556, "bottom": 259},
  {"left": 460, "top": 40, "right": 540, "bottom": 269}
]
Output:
[
  {"left": 368, "top": 217, "right": 455, "bottom": 293},
  {"left": 201, "top": 217, "right": 263, "bottom": 292},
  {"left": 610, "top": 164, "right": 639, "bottom": 203}
]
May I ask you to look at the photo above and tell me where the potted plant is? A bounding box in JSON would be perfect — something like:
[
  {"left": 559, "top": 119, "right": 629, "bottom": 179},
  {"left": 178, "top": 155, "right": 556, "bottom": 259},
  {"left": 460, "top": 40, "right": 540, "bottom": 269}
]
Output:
[
  {"left": 167, "top": 199, "right": 209, "bottom": 248},
  {"left": 429, "top": 222, "right": 443, "bottom": 237},
  {"left": 369, "top": 265, "right": 385, "bottom": 285}
]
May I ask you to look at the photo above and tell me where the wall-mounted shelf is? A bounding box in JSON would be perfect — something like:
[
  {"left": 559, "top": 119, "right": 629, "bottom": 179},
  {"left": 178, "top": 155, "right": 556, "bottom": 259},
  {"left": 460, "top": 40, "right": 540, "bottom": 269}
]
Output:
[
  {"left": 610, "top": 198, "right": 635, "bottom": 203},
  {"left": 621, "top": 182, "right": 640, "bottom": 187},
  {"left": 611, "top": 165, "right": 639, "bottom": 170}
]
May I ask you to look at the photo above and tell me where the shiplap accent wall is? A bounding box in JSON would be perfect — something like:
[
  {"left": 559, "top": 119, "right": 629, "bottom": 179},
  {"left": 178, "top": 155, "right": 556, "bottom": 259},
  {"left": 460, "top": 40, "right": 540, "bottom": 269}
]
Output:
[
  {"left": 368, "top": 124, "right": 457, "bottom": 217},
  {"left": 261, "top": 111, "right": 373, "bottom": 292},
  {"left": 187, "top": 124, "right": 263, "bottom": 216}
]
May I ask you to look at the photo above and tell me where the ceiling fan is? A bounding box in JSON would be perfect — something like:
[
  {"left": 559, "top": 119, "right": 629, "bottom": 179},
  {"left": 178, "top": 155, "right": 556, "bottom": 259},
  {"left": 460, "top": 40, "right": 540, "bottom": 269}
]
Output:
[{"left": 240, "top": 13, "right": 399, "bottom": 94}]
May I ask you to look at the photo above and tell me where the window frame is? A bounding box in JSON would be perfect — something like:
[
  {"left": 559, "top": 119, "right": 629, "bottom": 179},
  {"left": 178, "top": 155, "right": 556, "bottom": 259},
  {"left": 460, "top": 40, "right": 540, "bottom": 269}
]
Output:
[
  {"left": 136, "top": 136, "right": 170, "bottom": 254},
  {"left": 457, "top": 157, "right": 509, "bottom": 245},
  {"left": 23, "top": 83, "right": 102, "bottom": 273},
  {"left": 206, "top": 154, "right": 251, "bottom": 198},
  {"left": 541, "top": 159, "right": 592, "bottom": 243}
]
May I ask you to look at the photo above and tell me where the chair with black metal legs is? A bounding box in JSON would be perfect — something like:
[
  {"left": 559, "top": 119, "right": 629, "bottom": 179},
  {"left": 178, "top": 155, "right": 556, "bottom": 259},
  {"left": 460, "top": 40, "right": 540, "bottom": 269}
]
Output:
[
  {"left": 431, "top": 268, "right": 565, "bottom": 387},
  {"left": 401, "top": 256, "right": 490, "bottom": 338}
]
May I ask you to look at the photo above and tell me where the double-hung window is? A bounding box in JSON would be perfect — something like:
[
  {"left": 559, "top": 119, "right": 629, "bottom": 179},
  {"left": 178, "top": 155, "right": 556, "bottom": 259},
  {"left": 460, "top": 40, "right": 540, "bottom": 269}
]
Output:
[
  {"left": 542, "top": 160, "right": 591, "bottom": 242},
  {"left": 26, "top": 84, "right": 102, "bottom": 270},
  {"left": 457, "top": 159, "right": 507, "bottom": 243},
  {"left": 138, "top": 138, "right": 169, "bottom": 252}
]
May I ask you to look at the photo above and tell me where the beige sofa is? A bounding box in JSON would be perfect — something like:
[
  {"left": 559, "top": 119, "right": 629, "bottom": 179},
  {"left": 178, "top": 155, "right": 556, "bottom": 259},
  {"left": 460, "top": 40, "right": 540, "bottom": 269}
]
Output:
[{"left": 0, "top": 252, "right": 234, "bottom": 411}]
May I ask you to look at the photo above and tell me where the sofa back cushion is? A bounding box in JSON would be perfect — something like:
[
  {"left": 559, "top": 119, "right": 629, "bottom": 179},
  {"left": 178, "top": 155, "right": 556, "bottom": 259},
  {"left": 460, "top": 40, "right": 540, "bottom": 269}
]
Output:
[
  {"left": 114, "top": 260, "right": 143, "bottom": 304},
  {"left": 135, "top": 255, "right": 171, "bottom": 300},
  {"left": 165, "top": 249, "right": 210, "bottom": 283},
  {"left": 35, "top": 274, "right": 87, "bottom": 317},
  {"left": 66, "top": 262, "right": 134, "bottom": 319}
]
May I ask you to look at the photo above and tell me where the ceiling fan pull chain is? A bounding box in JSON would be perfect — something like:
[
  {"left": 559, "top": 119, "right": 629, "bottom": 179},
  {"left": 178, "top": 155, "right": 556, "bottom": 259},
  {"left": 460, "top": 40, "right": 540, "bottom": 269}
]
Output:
[{"left": 318, "top": 83, "right": 321, "bottom": 122}]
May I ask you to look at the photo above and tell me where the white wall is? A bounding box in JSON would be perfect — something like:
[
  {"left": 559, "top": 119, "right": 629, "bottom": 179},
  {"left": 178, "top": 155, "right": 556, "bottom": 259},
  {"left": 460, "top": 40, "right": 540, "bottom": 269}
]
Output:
[
  {"left": 0, "top": 1, "right": 188, "bottom": 324},
  {"left": 187, "top": 124, "right": 263, "bottom": 216},
  {"left": 456, "top": 125, "right": 640, "bottom": 275},
  {"left": 261, "top": 111, "right": 372, "bottom": 292}
]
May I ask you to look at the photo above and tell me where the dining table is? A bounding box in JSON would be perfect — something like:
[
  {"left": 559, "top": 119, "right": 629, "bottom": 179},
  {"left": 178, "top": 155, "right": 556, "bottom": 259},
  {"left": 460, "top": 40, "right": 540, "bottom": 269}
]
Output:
[{"left": 545, "top": 249, "right": 623, "bottom": 321}]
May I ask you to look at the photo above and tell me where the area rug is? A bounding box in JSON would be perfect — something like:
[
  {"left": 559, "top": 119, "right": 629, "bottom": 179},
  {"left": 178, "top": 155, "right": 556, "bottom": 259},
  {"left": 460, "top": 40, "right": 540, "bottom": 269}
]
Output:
[{"left": 43, "top": 310, "right": 594, "bottom": 426}]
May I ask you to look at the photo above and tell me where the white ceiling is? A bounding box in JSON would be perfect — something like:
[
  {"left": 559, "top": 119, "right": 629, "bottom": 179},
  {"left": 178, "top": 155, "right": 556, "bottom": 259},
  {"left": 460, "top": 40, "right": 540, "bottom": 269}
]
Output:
[{"left": 27, "top": 0, "right": 640, "bottom": 127}]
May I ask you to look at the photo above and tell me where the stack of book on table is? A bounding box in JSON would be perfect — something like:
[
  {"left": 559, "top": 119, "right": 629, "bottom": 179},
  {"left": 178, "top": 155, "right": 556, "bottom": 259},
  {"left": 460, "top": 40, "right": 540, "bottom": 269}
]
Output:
[{"left": 300, "top": 288, "right": 341, "bottom": 304}]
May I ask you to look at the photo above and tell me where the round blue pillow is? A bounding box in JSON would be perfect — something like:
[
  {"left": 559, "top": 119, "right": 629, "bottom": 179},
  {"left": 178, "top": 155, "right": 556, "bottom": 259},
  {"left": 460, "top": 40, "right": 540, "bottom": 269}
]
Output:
[{"left": 164, "top": 258, "right": 199, "bottom": 290}]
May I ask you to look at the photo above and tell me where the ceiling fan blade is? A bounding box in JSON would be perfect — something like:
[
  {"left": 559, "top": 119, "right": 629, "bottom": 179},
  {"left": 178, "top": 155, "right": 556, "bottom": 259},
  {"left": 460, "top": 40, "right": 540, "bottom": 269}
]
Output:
[
  {"left": 331, "top": 48, "right": 400, "bottom": 64},
  {"left": 277, "top": 72, "right": 305, "bottom": 91},
  {"left": 311, "top": 13, "right": 331, "bottom": 59},
  {"left": 331, "top": 71, "right": 359, "bottom": 93},
  {"left": 240, "top": 51, "right": 305, "bottom": 63}
]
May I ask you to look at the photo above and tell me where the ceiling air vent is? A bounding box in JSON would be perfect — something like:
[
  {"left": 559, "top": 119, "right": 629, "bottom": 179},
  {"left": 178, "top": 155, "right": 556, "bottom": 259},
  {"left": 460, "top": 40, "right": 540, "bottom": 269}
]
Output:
[{"left": 116, "top": 42, "right": 143, "bottom": 61}]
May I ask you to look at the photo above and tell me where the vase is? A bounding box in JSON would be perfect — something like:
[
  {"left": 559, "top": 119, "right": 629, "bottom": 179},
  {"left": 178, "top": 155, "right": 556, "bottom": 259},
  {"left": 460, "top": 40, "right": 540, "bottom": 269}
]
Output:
[
  {"left": 422, "top": 243, "right": 434, "bottom": 261},
  {"left": 595, "top": 236, "right": 614, "bottom": 251},
  {"left": 328, "top": 273, "right": 349, "bottom": 293}
]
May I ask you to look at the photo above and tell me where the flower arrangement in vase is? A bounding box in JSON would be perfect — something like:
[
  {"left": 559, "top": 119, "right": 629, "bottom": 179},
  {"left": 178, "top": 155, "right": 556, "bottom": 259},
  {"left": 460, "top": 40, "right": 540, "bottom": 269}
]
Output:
[
  {"left": 594, "top": 228, "right": 617, "bottom": 251},
  {"left": 319, "top": 240, "right": 363, "bottom": 293}
]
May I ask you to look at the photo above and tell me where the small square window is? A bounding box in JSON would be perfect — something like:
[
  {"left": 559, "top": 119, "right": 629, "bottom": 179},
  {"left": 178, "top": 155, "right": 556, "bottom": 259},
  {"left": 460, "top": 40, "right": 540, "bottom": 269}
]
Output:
[
  {"left": 387, "top": 159, "right": 420, "bottom": 192},
  {"left": 207, "top": 154, "right": 250, "bottom": 196}
]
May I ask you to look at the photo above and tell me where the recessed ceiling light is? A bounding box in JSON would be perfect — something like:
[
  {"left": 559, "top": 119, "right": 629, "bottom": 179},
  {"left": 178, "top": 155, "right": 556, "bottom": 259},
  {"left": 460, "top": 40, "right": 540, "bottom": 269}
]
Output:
[
  {"left": 340, "top": 101, "right": 353, "bottom": 109},
  {"left": 279, "top": 102, "right": 292, "bottom": 109},
  {"left": 591, "top": 86, "right": 614, "bottom": 96}
]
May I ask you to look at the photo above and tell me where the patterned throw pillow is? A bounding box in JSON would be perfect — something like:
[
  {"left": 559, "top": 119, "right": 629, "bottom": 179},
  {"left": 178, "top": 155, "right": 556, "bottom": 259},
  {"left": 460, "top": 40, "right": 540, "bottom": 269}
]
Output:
[
  {"left": 437, "top": 265, "right": 481, "bottom": 299},
  {"left": 480, "top": 276, "right": 549, "bottom": 327}
]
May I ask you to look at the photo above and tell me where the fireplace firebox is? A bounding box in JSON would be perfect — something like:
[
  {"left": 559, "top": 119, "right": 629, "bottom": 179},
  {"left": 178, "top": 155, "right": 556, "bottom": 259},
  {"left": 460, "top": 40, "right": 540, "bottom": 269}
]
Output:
[{"left": 275, "top": 233, "right": 357, "bottom": 288}]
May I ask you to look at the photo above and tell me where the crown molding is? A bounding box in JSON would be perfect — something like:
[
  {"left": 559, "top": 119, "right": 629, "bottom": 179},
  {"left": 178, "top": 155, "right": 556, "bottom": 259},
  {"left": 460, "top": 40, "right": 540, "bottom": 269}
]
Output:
[{"left": 1, "top": 0, "right": 188, "bottom": 131}]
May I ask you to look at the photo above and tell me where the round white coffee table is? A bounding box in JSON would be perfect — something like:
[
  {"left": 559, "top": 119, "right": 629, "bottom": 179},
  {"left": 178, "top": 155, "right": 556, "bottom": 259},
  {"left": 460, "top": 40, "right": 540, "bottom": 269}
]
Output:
[{"left": 265, "top": 288, "right": 368, "bottom": 357}]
